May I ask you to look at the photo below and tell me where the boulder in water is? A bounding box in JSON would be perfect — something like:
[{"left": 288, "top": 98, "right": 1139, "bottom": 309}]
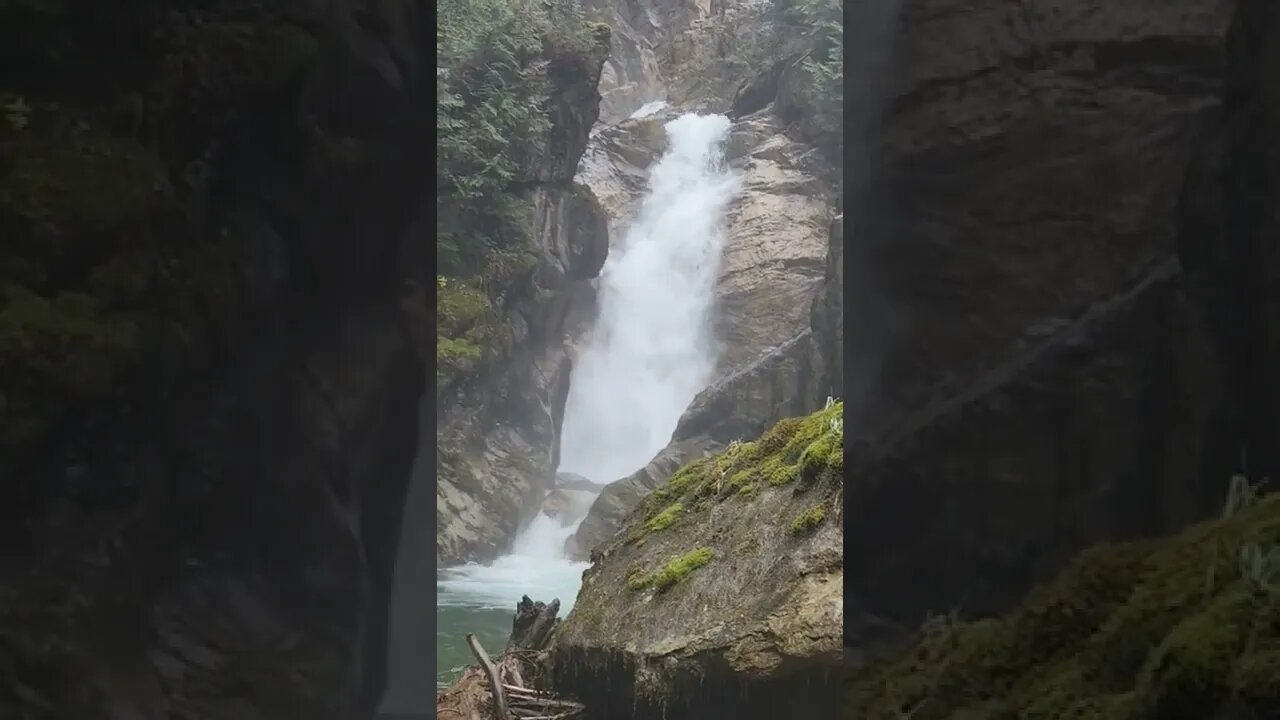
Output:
[{"left": 554, "top": 472, "right": 607, "bottom": 493}]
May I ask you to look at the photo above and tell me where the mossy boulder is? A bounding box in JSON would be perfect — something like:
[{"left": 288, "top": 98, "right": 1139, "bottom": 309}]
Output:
[
  {"left": 550, "top": 403, "right": 844, "bottom": 720},
  {"left": 847, "top": 490, "right": 1280, "bottom": 720}
]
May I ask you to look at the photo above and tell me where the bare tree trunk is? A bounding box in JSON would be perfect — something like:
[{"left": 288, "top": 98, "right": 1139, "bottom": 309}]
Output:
[{"left": 468, "top": 634, "right": 511, "bottom": 720}]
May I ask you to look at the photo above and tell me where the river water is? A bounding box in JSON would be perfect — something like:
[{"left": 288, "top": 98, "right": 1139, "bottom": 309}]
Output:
[{"left": 436, "top": 112, "right": 738, "bottom": 688}]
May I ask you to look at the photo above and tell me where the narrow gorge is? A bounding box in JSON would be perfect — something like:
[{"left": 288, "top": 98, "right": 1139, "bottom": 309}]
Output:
[
  {"left": 422, "top": 0, "right": 848, "bottom": 717},
  {"left": 5, "top": 0, "right": 1280, "bottom": 719}
]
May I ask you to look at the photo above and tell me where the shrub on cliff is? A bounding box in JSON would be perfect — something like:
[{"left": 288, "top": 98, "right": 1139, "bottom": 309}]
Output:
[
  {"left": 436, "top": 0, "right": 604, "bottom": 271},
  {"left": 847, "top": 480, "right": 1280, "bottom": 720},
  {"left": 435, "top": 0, "right": 607, "bottom": 390}
]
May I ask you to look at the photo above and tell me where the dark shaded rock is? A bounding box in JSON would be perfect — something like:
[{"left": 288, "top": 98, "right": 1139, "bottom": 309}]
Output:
[
  {"left": 520, "top": 34, "right": 612, "bottom": 183},
  {"left": 727, "top": 57, "right": 787, "bottom": 120},
  {"left": 0, "top": 2, "right": 432, "bottom": 719},
  {"left": 846, "top": 259, "right": 1228, "bottom": 622},
  {"left": 840, "top": 0, "right": 1255, "bottom": 629},
  {"left": 506, "top": 596, "right": 562, "bottom": 653}
]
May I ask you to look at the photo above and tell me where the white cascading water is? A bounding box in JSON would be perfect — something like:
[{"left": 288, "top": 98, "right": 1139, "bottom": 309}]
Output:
[
  {"left": 557, "top": 113, "right": 737, "bottom": 482},
  {"left": 437, "top": 113, "right": 737, "bottom": 685}
]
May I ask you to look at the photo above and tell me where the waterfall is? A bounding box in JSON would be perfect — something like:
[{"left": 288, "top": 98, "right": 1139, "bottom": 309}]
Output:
[
  {"left": 558, "top": 113, "right": 737, "bottom": 484},
  {"left": 434, "top": 112, "right": 738, "bottom": 687}
]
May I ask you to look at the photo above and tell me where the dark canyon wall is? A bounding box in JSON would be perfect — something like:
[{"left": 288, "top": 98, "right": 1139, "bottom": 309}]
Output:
[
  {"left": 846, "top": 0, "right": 1280, "bottom": 633},
  {"left": 1, "top": 2, "right": 430, "bottom": 718}
]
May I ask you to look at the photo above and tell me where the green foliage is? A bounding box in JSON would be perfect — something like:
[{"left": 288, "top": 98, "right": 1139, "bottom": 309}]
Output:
[
  {"left": 436, "top": 0, "right": 549, "bottom": 202},
  {"left": 436, "top": 0, "right": 605, "bottom": 203},
  {"left": 628, "top": 548, "right": 715, "bottom": 593},
  {"left": 435, "top": 0, "right": 609, "bottom": 389},
  {"left": 847, "top": 489, "right": 1280, "bottom": 720}
]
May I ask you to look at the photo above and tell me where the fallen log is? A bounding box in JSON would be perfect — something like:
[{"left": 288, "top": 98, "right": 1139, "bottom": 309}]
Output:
[{"left": 437, "top": 596, "right": 587, "bottom": 720}]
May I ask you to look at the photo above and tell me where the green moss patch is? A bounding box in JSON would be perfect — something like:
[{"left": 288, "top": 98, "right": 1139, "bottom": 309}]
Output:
[
  {"left": 627, "top": 547, "right": 714, "bottom": 594},
  {"left": 848, "top": 490, "right": 1280, "bottom": 720},
  {"left": 644, "top": 503, "right": 684, "bottom": 533},
  {"left": 643, "top": 401, "right": 843, "bottom": 519},
  {"left": 789, "top": 505, "right": 827, "bottom": 536}
]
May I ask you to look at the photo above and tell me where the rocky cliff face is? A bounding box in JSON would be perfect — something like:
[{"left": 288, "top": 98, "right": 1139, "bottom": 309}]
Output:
[
  {"left": 565, "top": 103, "right": 842, "bottom": 559},
  {"left": 433, "top": 39, "right": 612, "bottom": 567},
  {"left": 1, "top": 2, "right": 430, "bottom": 717},
  {"left": 843, "top": 0, "right": 1280, "bottom": 635},
  {"left": 581, "top": 0, "right": 780, "bottom": 122}
]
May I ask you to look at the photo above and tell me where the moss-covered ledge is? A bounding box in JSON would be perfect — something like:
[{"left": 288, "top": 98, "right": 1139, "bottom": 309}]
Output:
[
  {"left": 548, "top": 402, "right": 844, "bottom": 720},
  {"left": 847, "top": 482, "right": 1280, "bottom": 720}
]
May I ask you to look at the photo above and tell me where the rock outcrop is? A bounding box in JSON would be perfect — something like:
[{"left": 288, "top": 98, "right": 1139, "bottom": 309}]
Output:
[
  {"left": 434, "top": 39, "right": 612, "bottom": 567},
  {"left": 551, "top": 403, "right": 845, "bottom": 720},
  {"left": 713, "top": 110, "right": 834, "bottom": 371},
  {"left": 843, "top": 0, "right": 1280, "bottom": 635},
  {"left": 581, "top": 0, "right": 782, "bottom": 123},
  {"left": 1, "top": 2, "right": 430, "bottom": 718},
  {"left": 565, "top": 436, "right": 719, "bottom": 560}
]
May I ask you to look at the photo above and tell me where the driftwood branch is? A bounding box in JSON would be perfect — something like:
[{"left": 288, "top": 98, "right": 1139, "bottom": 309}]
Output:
[
  {"left": 467, "top": 634, "right": 510, "bottom": 720},
  {"left": 438, "top": 597, "right": 587, "bottom": 720}
]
